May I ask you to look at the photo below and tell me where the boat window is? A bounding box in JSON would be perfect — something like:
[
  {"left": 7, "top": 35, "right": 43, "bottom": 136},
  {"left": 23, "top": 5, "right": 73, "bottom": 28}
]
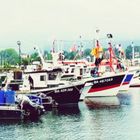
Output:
[
  {"left": 80, "top": 69, "right": 83, "bottom": 75},
  {"left": 84, "top": 69, "right": 86, "bottom": 73},
  {"left": 0, "top": 76, "right": 6, "bottom": 86},
  {"left": 65, "top": 68, "right": 69, "bottom": 73},
  {"left": 14, "top": 71, "right": 22, "bottom": 80},
  {"left": 40, "top": 75, "right": 46, "bottom": 81},
  {"left": 71, "top": 68, "right": 74, "bottom": 73},
  {"left": 86, "top": 68, "right": 90, "bottom": 73},
  {"left": 48, "top": 73, "right": 57, "bottom": 80}
]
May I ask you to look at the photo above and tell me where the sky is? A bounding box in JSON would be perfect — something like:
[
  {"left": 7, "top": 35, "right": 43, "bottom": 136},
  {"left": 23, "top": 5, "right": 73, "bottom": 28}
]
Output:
[{"left": 0, "top": 0, "right": 140, "bottom": 53}]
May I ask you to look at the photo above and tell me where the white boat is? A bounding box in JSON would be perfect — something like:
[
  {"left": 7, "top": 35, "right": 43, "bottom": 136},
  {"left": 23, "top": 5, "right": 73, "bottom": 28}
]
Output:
[
  {"left": 2, "top": 67, "right": 85, "bottom": 106},
  {"left": 82, "top": 72, "right": 127, "bottom": 98},
  {"left": 122, "top": 66, "right": 140, "bottom": 88}
]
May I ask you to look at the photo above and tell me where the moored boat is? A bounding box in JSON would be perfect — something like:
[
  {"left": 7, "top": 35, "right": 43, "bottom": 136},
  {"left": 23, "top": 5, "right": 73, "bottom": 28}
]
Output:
[
  {"left": 82, "top": 72, "right": 126, "bottom": 98},
  {"left": 0, "top": 90, "right": 44, "bottom": 120},
  {"left": 2, "top": 67, "right": 85, "bottom": 106},
  {"left": 129, "top": 68, "right": 140, "bottom": 87},
  {"left": 0, "top": 105, "right": 24, "bottom": 120}
]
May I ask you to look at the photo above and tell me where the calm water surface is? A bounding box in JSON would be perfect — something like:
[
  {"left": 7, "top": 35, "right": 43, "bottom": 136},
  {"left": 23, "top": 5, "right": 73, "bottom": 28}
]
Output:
[{"left": 1, "top": 88, "right": 140, "bottom": 140}]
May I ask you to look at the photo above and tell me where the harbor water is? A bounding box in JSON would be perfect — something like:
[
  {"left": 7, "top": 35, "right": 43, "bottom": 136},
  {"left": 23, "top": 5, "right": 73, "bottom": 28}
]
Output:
[{"left": 1, "top": 88, "right": 140, "bottom": 140}]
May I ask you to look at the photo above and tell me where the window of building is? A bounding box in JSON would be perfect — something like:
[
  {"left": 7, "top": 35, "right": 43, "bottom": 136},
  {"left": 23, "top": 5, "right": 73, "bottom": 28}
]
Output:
[{"left": 40, "top": 75, "right": 46, "bottom": 81}]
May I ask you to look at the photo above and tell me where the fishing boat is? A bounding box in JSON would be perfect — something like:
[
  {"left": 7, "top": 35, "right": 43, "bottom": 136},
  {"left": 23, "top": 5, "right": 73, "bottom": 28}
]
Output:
[
  {"left": 129, "top": 68, "right": 140, "bottom": 87},
  {"left": 81, "top": 33, "right": 134, "bottom": 97},
  {"left": 82, "top": 72, "right": 126, "bottom": 97},
  {"left": 0, "top": 90, "right": 44, "bottom": 120},
  {"left": 2, "top": 67, "right": 85, "bottom": 106},
  {"left": 81, "top": 70, "right": 134, "bottom": 108}
]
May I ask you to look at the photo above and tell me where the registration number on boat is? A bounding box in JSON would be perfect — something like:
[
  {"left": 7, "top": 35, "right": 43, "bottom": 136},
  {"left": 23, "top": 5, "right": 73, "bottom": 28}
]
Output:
[
  {"left": 55, "top": 88, "right": 73, "bottom": 93},
  {"left": 93, "top": 78, "right": 113, "bottom": 84}
]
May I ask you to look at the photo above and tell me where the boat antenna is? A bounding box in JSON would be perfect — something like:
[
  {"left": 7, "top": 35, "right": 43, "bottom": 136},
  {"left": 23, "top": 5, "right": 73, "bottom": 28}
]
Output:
[{"left": 73, "top": 35, "right": 83, "bottom": 60}]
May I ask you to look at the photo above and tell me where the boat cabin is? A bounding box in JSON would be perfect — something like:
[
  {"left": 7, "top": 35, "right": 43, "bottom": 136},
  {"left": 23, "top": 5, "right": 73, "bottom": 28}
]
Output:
[{"left": 2, "top": 68, "right": 63, "bottom": 92}]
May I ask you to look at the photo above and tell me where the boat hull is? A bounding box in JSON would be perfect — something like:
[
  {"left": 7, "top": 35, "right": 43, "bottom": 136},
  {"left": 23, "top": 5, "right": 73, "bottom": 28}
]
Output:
[
  {"left": 29, "top": 83, "right": 84, "bottom": 105},
  {"left": 129, "top": 76, "right": 140, "bottom": 88},
  {"left": 0, "top": 106, "right": 23, "bottom": 120},
  {"left": 82, "top": 74, "right": 125, "bottom": 97},
  {"left": 118, "top": 73, "right": 134, "bottom": 92},
  {"left": 84, "top": 96, "right": 120, "bottom": 108}
]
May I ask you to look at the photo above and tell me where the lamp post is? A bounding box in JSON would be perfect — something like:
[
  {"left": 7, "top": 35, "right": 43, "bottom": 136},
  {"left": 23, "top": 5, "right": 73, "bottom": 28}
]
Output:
[
  {"left": 17, "top": 41, "right": 21, "bottom": 67},
  {"left": 131, "top": 42, "right": 134, "bottom": 60}
]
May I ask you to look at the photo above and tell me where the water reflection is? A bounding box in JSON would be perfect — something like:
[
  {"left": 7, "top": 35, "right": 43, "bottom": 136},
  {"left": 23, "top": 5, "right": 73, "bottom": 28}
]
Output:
[
  {"left": 1, "top": 89, "right": 140, "bottom": 140},
  {"left": 84, "top": 96, "right": 120, "bottom": 109},
  {"left": 84, "top": 92, "right": 133, "bottom": 109},
  {"left": 51, "top": 104, "right": 81, "bottom": 116},
  {"left": 0, "top": 116, "right": 43, "bottom": 126},
  {"left": 117, "top": 92, "right": 132, "bottom": 105},
  {"left": 0, "top": 120, "right": 22, "bottom": 125}
]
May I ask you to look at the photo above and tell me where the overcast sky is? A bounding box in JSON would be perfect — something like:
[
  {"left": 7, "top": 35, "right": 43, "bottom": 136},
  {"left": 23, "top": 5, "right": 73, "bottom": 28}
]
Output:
[{"left": 0, "top": 0, "right": 140, "bottom": 52}]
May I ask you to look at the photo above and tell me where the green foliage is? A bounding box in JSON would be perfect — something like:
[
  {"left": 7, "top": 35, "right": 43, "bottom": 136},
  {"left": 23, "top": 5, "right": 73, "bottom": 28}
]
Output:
[
  {"left": 62, "top": 49, "right": 92, "bottom": 60},
  {"left": 0, "top": 48, "right": 19, "bottom": 66},
  {"left": 1, "top": 44, "right": 139, "bottom": 67},
  {"left": 22, "top": 58, "right": 30, "bottom": 66},
  {"left": 63, "top": 51, "right": 69, "bottom": 59},
  {"left": 68, "top": 52, "right": 77, "bottom": 60},
  {"left": 125, "top": 45, "right": 132, "bottom": 59},
  {"left": 30, "top": 52, "right": 40, "bottom": 62},
  {"left": 43, "top": 50, "right": 52, "bottom": 60},
  {"left": 83, "top": 48, "right": 91, "bottom": 57},
  {"left": 47, "top": 53, "right": 52, "bottom": 60}
]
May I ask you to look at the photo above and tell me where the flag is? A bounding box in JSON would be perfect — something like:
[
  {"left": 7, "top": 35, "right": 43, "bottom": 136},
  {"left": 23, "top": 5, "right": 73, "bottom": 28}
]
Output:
[
  {"left": 96, "top": 29, "right": 100, "bottom": 33},
  {"left": 70, "top": 44, "right": 77, "bottom": 52},
  {"left": 107, "top": 34, "right": 113, "bottom": 38}
]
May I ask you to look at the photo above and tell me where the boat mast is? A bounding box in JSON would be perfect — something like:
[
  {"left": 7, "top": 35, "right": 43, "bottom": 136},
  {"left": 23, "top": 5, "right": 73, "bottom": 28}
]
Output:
[
  {"left": 107, "top": 34, "right": 115, "bottom": 72},
  {"left": 108, "top": 42, "right": 115, "bottom": 72},
  {"left": 94, "top": 29, "right": 100, "bottom": 63}
]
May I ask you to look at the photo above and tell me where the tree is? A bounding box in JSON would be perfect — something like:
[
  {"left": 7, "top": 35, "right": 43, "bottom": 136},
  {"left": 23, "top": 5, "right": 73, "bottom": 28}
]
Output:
[
  {"left": 43, "top": 50, "right": 52, "bottom": 60},
  {"left": 83, "top": 48, "right": 91, "bottom": 57},
  {"left": 0, "top": 48, "right": 19, "bottom": 66},
  {"left": 22, "top": 57, "right": 30, "bottom": 66},
  {"left": 30, "top": 52, "right": 40, "bottom": 62},
  {"left": 68, "top": 51, "right": 77, "bottom": 60},
  {"left": 125, "top": 45, "right": 132, "bottom": 59},
  {"left": 63, "top": 51, "right": 69, "bottom": 59}
]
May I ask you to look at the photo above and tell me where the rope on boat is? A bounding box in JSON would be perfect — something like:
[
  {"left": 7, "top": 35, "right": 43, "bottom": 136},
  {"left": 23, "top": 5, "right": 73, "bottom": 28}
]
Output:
[{"left": 68, "top": 81, "right": 83, "bottom": 94}]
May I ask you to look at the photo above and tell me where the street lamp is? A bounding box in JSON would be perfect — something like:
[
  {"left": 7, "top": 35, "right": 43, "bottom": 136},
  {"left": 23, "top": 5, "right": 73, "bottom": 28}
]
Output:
[
  {"left": 17, "top": 40, "right": 21, "bottom": 67},
  {"left": 131, "top": 42, "right": 135, "bottom": 60}
]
